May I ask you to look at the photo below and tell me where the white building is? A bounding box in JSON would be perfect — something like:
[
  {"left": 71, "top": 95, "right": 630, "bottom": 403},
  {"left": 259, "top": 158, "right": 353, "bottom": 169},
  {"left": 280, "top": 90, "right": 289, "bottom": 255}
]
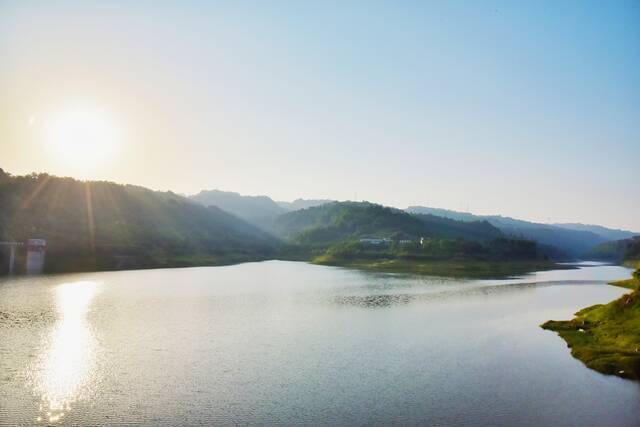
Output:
[{"left": 359, "top": 238, "right": 392, "bottom": 245}]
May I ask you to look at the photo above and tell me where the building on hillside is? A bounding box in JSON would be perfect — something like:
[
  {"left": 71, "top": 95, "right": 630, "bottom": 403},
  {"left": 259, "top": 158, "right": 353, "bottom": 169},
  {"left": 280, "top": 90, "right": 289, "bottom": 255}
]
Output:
[{"left": 359, "top": 238, "right": 392, "bottom": 245}]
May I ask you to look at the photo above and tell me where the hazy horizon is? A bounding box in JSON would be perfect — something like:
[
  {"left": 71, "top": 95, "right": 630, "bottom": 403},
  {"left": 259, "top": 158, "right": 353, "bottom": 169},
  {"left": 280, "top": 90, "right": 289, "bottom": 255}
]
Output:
[
  {"left": 2, "top": 165, "right": 638, "bottom": 233},
  {"left": 1, "top": 1, "right": 639, "bottom": 230}
]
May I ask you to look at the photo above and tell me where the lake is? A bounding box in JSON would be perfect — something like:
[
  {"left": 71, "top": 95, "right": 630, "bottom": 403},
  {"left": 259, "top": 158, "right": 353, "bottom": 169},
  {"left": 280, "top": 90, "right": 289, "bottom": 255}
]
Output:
[{"left": 1, "top": 261, "right": 639, "bottom": 426}]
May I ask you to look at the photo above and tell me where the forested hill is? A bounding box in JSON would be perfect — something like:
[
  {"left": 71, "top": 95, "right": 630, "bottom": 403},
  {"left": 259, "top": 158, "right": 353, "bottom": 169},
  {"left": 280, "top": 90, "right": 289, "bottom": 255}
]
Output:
[
  {"left": 0, "top": 171, "right": 279, "bottom": 273},
  {"left": 406, "top": 205, "right": 625, "bottom": 257},
  {"left": 584, "top": 236, "right": 640, "bottom": 264},
  {"left": 272, "top": 201, "right": 503, "bottom": 246}
]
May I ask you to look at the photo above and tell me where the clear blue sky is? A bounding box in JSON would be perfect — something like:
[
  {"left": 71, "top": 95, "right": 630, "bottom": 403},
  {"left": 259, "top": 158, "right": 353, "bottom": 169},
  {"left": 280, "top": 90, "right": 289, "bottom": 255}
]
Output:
[{"left": 1, "top": 1, "right": 639, "bottom": 230}]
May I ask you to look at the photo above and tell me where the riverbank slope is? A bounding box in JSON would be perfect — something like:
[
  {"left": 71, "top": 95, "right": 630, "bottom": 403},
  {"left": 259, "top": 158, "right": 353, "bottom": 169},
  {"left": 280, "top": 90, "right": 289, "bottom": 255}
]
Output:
[{"left": 541, "top": 265, "right": 640, "bottom": 380}]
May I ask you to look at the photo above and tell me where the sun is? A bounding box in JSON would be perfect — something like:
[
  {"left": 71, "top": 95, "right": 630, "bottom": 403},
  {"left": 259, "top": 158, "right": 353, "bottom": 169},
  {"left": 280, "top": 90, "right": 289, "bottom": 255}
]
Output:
[{"left": 46, "top": 108, "right": 120, "bottom": 172}]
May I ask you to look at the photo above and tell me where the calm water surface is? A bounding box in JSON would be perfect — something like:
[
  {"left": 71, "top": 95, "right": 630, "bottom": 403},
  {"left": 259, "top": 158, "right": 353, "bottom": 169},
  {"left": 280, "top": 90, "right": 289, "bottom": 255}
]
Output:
[{"left": 1, "top": 261, "right": 638, "bottom": 426}]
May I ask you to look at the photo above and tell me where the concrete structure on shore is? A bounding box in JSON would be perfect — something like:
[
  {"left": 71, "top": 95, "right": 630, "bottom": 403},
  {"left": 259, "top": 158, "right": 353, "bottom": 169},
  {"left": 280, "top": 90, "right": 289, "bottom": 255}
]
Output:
[
  {"left": 0, "top": 239, "right": 46, "bottom": 274},
  {"left": 26, "top": 239, "right": 46, "bottom": 274}
]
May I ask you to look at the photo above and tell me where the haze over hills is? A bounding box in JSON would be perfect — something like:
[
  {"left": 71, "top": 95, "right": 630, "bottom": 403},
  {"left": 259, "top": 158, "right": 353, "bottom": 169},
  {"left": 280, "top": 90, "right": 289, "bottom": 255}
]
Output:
[
  {"left": 173, "top": 187, "right": 638, "bottom": 261},
  {"left": 188, "top": 189, "right": 635, "bottom": 259},
  {"left": 552, "top": 223, "right": 637, "bottom": 242},
  {"left": 191, "top": 190, "right": 288, "bottom": 230},
  {"left": 585, "top": 236, "right": 640, "bottom": 263},
  {"left": 406, "top": 206, "right": 637, "bottom": 258},
  {"left": 276, "top": 199, "right": 334, "bottom": 211},
  {"left": 272, "top": 202, "right": 549, "bottom": 268},
  {"left": 1, "top": 168, "right": 636, "bottom": 274},
  {"left": 273, "top": 201, "right": 503, "bottom": 247},
  {"left": 190, "top": 190, "right": 333, "bottom": 230},
  {"left": 0, "top": 169, "right": 278, "bottom": 273}
]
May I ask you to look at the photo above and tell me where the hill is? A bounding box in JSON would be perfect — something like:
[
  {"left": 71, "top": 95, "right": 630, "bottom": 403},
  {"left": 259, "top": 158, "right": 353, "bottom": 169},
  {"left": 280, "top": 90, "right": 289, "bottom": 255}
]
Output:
[
  {"left": 276, "top": 198, "right": 333, "bottom": 211},
  {"left": 0, "top": 171, "right": 279, "bottom": 274},
  {"left": 190, "top": 191, "right": 334, "bottom": 230},
  {"left": 406, "top": 206, "right": 616, "bottom": 257},
  {"left": 553, "top": 223, "right": 637, "bottom": 241},
  {"left": 191, "top": 189, "right": 287, "bottom": 230},
  {"left": 271, "top": 201, "right": 503, "bottom": 247},
  {"left": 272, "top": 202, "right": 557, "bottom": 277},
  {"left": 270, "top": 201, "right": 552, "bottom": 266},
  {"left": 584, "top": 236, "right": 640, "bottom": 264}
]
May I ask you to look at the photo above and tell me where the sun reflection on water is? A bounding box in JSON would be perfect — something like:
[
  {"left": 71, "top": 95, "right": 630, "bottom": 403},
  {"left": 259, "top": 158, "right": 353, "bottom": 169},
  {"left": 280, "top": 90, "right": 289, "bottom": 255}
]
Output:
[{"left": 32, "top": 281, "right": 99, "bottom": 424}]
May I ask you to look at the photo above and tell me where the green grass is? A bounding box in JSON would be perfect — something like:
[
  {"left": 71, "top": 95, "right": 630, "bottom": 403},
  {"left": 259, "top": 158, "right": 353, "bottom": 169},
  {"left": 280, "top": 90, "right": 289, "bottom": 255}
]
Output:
[
  {"left": 609, "top": 278, "right": 639, "bottom": 290},
  {"left": 623, "top": 259, "right": 640, "bottom": 269},
  {"left": 541, "top": 273, "right": 640, "bottom": 380},
  {"left": 312, "top": 255, "right": 566, "bottom": 279}
]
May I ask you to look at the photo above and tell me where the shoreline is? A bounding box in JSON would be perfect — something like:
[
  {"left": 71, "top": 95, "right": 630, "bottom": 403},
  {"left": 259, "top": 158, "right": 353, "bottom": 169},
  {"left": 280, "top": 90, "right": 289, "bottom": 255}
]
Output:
[
  {"left": 1, "top": 255, "right": 572, "bottom": 280},
  {"left": 312, "top": 257, "right": 570, "bottom": 279},
  {"left": 541, "top": 265, "right": 640, "bottom": 380}
]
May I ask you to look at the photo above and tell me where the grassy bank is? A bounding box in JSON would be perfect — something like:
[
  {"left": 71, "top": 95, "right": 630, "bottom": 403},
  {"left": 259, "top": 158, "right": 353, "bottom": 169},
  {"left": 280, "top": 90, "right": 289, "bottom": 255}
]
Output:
[
  {"left": 623, "top": 259, "right": 640, "bottom": 269},
  {"left": 312, "top": 255, "right": 566, "bottom": 279},
  {"left": 541, "top": 267, "right": 640, "bottom": 380}
]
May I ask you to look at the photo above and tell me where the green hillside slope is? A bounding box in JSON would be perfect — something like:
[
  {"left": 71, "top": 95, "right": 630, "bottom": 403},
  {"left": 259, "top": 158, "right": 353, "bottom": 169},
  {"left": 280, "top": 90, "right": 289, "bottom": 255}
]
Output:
[
  {"left": 542, "top": 268, "right": 640, "bottom": 380},
  {"left": 0, "top": 170, "right": 279, "bottom": 273},
  {"left": 406, "top": 205, "right": 615, "bottom": 258},
  {"left": 584, "top": 236, "right": 640, "bottom": 264},
  {"left": 272, "top": 201, "right": 503, "bottom": 246},
  {"left": 271, "top": 202, "right": 552, "bottom": 276}
]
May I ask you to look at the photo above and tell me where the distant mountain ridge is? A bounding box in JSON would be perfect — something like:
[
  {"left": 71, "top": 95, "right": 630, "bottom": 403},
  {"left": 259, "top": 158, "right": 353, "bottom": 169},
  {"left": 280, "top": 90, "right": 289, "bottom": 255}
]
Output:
[
  {"left": 553, "top": 223, "right": 637, "bottom": 241},
  {"left": 185, "top": 191, "right": 632, "bottom": 259},
  {"left": 276, "top": 198, "right": 334, "bottom": 211},
  {"left": 406, "top": 206, "right": 636, "bottom": 257},
  {"left": 191, "top": 190, "right": 288, "bottom": 230},
  {"left": 273, "top": 201, "right": 504, "bottom": 247},
  {"left": 2, "top": 167, "right": 634, "bottom": 274},
  {"left": 191, "top": 189, "right": 333, "bottom": 230}
]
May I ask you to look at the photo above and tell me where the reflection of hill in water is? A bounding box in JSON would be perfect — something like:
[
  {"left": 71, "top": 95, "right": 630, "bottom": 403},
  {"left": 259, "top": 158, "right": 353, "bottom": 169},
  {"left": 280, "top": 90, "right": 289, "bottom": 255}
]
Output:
[{"left": 331, "top": 280, "right": 607, "bottom": 309}]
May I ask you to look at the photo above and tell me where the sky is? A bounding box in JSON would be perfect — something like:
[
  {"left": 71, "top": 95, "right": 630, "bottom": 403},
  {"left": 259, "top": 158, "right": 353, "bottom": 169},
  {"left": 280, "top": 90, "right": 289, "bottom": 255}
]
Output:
[{"left": 1, "top": 1, "right": 639, "bottom": 230}]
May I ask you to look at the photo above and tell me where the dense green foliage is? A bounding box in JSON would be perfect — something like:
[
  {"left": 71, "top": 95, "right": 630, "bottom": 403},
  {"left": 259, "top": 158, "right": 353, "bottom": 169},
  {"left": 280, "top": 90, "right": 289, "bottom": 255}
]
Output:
[
  {"left": 0, "top": 170, "right": 279, "bottom": 273},
  {"left": 542, "top": 268, "right": 640, "bottom": 380},
  {"left": 272, "top": 202, "right": 548, "bottom": 273},
  {"left": 406, "top": 206, "right": 630, "bottom": 258},
  {"left": 625, "top": 239, "right": 640, "bottom": 263},
  {"left": 0, "top": 170, "right": 574, "bottom": 276},
  {"left": 272, "top": 201, "right": 503, "bottom": 247},
  {"left": 584, "top": 236, "right": 640, "bottom": 263},
  {"left": 319, "top": 238, "right": 540, "bottom": 262}
]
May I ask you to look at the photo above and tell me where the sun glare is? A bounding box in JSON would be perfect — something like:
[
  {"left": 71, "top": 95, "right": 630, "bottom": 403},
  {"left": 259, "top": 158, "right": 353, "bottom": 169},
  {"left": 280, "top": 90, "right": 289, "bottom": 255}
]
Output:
[{"left": 46, "top": 108, "right": 120, "bottom": 171}]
